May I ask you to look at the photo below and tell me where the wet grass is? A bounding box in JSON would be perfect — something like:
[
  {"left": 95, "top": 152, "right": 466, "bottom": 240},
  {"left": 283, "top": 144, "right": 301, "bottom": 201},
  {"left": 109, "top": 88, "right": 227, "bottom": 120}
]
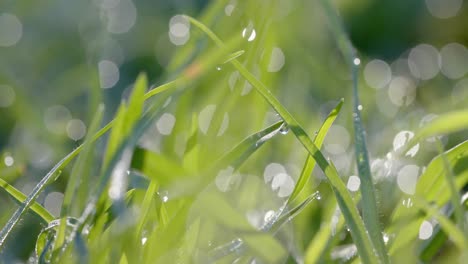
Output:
[{"left": 0, "top": 0, "right": 468, "bottom": 263}]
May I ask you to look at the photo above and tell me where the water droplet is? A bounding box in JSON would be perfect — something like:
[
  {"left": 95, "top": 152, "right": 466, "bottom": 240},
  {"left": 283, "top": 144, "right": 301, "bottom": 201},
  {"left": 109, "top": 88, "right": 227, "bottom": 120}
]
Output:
[
  {"left": 357, "top": 105, "right": 363, "bottom": 111},
  {"left": 141, "top": 237, "right": 148, "bottom": 245},
  {"left": 158, "top": 190, "right": 169, "bottom": 202},
  {"left": 402, "top": 198, "right": 414, "bottom": 208},
  {"left": 279, "top": 124, "right": 289, "bottom": 135},
  {"left": 241, "top": 24, "right": 256, "bottom": 42},
  {"left": 353, "top": 58, "right": 361, "bottom": 66},
  {"left": 397, "top": 165, "right": 420, "bottom": 195},
  {"left": 216, "top": 66, "right": 222, "bottom": 71}
]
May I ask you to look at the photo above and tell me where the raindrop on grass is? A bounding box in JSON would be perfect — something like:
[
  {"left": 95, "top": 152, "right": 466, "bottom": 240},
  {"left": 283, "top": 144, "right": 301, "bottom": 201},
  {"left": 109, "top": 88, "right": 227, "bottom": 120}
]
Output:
[
  {"left": 357, "top": 105, "right": 363, "bottom": 111},
  {"left": 279, "top": 125, "right": 289, "bottom": 135},
  {"left": 241, "top": 23, "right": 256, "bottom": 42}
]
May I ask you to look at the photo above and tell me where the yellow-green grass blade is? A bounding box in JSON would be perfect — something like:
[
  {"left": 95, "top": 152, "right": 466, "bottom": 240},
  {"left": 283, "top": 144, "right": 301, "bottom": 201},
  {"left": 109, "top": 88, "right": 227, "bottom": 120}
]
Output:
[{"left": 185, "top": 15, "right": 378, "bottom": 264}]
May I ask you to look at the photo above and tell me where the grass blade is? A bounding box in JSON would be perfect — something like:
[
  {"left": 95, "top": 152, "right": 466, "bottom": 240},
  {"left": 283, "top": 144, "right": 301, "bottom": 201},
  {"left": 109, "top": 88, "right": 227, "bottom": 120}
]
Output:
[
  {"left": 0, "top": 178, "right": 54, "bottom": 223},
  {"left": 318, "top": 0, "right": 389, "bottom": 262},
  {"left": 0, "top": 79, "right": 181, "bottom": 250},
  {"left": 288, "top": 99, "right": 343, "bottom": 204},
  {"left": 185, "top": 15, "right": 378, "bottom": 263},
  {"left": 412, "top": 197, "right": 468, "bottom": 251}
]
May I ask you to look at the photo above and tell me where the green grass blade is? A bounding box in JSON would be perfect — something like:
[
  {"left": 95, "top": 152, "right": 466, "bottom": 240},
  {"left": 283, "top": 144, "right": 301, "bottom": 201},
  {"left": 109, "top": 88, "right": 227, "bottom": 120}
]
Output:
[
  {"left": 164, "top": 120, "right": 285, "bottom": 199},
  {"left": 435, "top": 140, "right": 465, "bottom": 234},
  {"left": 55, "top": 104, "right": 105, "bottom": 251},
  {"left": 318, "top": 0, "right": 389, "bottom": 262},
  {"left": 195, "top": 191, "right": 287, "bottom": 263},
  {"left": 388, "top": 140, "right": 468, "bottom": 255},
  {"left": 0, "top": 79, "right": 181, "bottom": 250},
  {"left": 185, "top": 15, "right": 378, "bottom": 264},
  {"left": 412, "top": 197, "right": 468, "bottom": 251},
  {"left": 0, "top": 178, "right": 54, "bottom": 223},
  {"left": 288, "top": 99, "right": 343, "bottom": 204}
]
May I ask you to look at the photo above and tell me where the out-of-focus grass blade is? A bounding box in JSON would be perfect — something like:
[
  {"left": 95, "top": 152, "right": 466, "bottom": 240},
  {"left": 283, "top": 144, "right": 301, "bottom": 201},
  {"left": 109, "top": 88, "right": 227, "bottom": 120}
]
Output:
[
  {"left": 165, "top": 120, "right": 284, "bottom": 199},
  {"left": 195, "top": 191, "right": 287, "bottom": 263},
  {"left": 412, "top": 197, "right": 468, "bottom": 251},
  {"left": 388, "top": 140, "right": 468, "bottom": 255},
  {"left": 402, "top": 109, "right": 468, "bottom": 153},
  {"left": 185, "top": 15, "right": 378, "bottom": 264},
  {"left": 415, "top": 110, "right": 468, "bottom": 143},
  {"left": 0, "top": 178, "right": 54, "bottom": 223},
  {"left": 55, "top": 104, "right": 105, "bottom": 252},
  {"left": 318, "top": 0, "right": 389, "bottom": 262},
  {"left": 288, "top": 99, "right": 343, "bottom": 204},
  {"left": 0, "top": 77, "right": 182, "bottom": 250}
]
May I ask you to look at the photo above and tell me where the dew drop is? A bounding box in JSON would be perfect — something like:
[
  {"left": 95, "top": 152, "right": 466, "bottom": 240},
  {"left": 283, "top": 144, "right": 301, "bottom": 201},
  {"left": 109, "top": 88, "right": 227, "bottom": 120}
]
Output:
[
  {"left": 357, "top": 105, "right": 363, "bottom": 111},
  {"left": 279, "top": 124, "right": 289, "bottom": 135},
  {"left": 216, "top": 66, "right": 222, "bottom": 71}
]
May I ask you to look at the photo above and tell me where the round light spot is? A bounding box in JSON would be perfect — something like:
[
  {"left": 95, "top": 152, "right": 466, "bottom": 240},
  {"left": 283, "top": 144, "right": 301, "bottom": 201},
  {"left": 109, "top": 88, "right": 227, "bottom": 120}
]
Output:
[
  {"left": 225, "top": 4, "right": 235, "bottom": 16},
  {"left": 156, "top": 113, "right": 176, "bottom": 136},
  {"left": 264, "top": 163, "right": 286, "bottom": 183},
  {"left": 44, "top": 105, "right": 72, "bottom": 134},
  {"left": 419, "top": 220, "right": 433, "bottom": 240},
  {"left": 397, "top": 164, "right": 420, "bottom": 195},
  {"left": 271, "top": 172, "right": 295, "bottom": 198},
  {"left": 425, "top": 0, "right": 462, "bottom": 19},
  {"left": 324, "top": 125, "right": 350, "bottom": 155},
  {"left": 393, "top": 130, "right": 420, "bottom": 157},
  {"left": 199, "top": 105, "right": 216, "bottom": 134},
  {"left": 267, "top": 47, "right": 285, "bottom": 72},
  {"left": 263, "top": 163, "right": 294, "bottom": 198},
  {"left": 4, "top": 155, "right": 14, "bottom": 167},
  {"left": 169, "top": 15, "right": 190, "bottom": 46},
  {"left": 217, "top": 113, "right": 229, "bottom": 136},
  {"left": 66, "top": 119, "right": 87, "bottom": 141},
  {"left": 376, "top": 87, "right": 399, "bottom": 118},
  {"left": 0, "top": 84, "right": 15, "bottom": 107},
  {"left": 440, "top": 43, "right": 468, "bottom": 79},
  {"left": 452, "top": 78, "right": 468, "bottom": 103},
  {"left": 420, "top": 114, "right": 442, "bottom": 143},
  {"left": 0, "top": 13, "right": 23, "bottom": 47},
  {"left": 347, "top": 175, "right": 361, "bottom": 192},
  {"left": 353, "top": 58, "right": 361, "bottom": 66},
  {"left": 98, "top": 60, "right": 119, "bottom": 89},
  {"left": 215, "top": 166, "right": 236, "bottom": 192},
  {"left": 408, "top": 44, "right": 440, "bottom": 80},
  {"left": 364, "top": 59, "right": 392, "bottom": 89},
  {"left": 104, "top": 0, "right": 137, "bottom": 34},
  {"left": 388, "top": 76, "right": 416, "bottom": 107},
  {"left": 44, "top": 192, "right": 64, "bottom": 216}
]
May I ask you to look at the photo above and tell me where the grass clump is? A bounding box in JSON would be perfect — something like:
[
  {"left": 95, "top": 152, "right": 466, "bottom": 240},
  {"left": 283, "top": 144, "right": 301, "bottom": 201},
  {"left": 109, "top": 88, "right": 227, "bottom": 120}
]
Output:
[{"left": 1, "top": 0, "right": 468, "bottom": 263}]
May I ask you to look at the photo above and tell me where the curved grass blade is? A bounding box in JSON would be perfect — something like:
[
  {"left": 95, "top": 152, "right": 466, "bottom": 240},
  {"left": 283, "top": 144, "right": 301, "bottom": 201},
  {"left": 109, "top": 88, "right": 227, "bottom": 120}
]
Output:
[
  {"left": 388, "top": 140, "right": 468, "bottom": 255},
  {"left": 0, "top": 178, "right": 54, "bottom": 223},
  {"left": 412, "top": 197, "right": 468, "bottom": 251},
  {"left": 195, "top": 191, "right": 287, "bottom": 263},
  {"left": 164, "top": 120, "right": 285, "bottom": 199},
  {"left": 318, "top": 0, "right": 389, "bottom": 262},
  {"left": 400, "top": 109, "right": 468, "bottom": 154},
  {"left": 0, "top": 79, "right": 181, "bottom": 250},
  {"left": 54, "top": 104, "right": 105, "bottom": 252},
  {"left": 185, "top": 15, "right": 378, "bottom": 264},
  {"left": 288, "top": 99, "right": 343, "bottom": 204}
]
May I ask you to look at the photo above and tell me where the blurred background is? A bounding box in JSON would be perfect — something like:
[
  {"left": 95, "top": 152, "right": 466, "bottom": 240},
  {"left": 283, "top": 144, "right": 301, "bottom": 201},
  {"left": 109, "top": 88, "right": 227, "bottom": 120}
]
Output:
[{"left": 1, "top": 0, "right": 467, "bottom": 262}]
